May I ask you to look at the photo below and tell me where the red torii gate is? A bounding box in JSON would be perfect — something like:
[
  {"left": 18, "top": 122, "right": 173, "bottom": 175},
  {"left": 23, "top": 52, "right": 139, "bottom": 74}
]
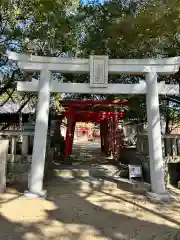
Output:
[{"left": 60, "top": 100, "right": 128, "bottom": 162}]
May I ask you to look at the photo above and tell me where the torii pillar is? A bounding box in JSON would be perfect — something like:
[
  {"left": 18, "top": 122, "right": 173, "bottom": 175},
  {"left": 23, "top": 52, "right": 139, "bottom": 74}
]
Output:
[
  {"left": 146, "top": 70, "right": 167, "bottom": 201},
  {"left": 25, "top": 69, "right": 51, "bottom": 198}
]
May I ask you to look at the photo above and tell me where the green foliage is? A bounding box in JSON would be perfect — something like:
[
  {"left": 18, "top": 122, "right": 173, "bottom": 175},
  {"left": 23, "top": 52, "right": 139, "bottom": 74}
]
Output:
[
  {"left": 0, "top": 0, "right": 79, "bottom": 55},
  {"left": 0, "top": 0, "right": 80, "bottom": 123}
]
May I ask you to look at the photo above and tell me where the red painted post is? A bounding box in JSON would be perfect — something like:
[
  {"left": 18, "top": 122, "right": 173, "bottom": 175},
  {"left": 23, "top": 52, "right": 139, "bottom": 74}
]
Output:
[
  {"left": 100, "top": 120, "right": 104, "bottom": 153},
  {"left": 64, "top": 107, "right": 73, "bottom": 162},
  {"left": 105, "top": 118, "right": 111, "bottom": 156},
  {"left": 111, "top": 113, "right": 115, "bottom": 157},
  {"left": 70, "top": 120, "right": 76, "bottom": 154},
  {"left": 112, "top": 113, "right": 118, "bottom": 160},
  {"left": 106, "top": 116, "right": 111, "bottom": 158},
  {"left": 116, "top": 127, "right": 122, "bottom": 160},
  {"left": 102, "top": 119, "right": 107, "bottom": 155}
]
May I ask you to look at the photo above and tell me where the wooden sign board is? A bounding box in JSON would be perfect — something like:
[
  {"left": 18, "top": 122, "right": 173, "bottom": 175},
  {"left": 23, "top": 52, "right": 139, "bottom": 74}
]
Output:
[
  {"left": 128, "top": 165, "right": 142, "bottom": 180},
  {"left": 90, "top": 55, "right": 108, "bottom": 88}
]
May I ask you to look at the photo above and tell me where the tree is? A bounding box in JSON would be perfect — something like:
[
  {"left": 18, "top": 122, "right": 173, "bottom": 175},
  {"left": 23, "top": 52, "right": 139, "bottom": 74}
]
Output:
[
  {"left": 134, "top": 0, "right": 180, "bottom": 132},
  {"left": 0, "top": 0, "right": 180, "bottom": 131},
  {"left": 75, "top": 0, "right": 180, "bottom": 130},
  {"left": 0, "top": 0, "right": 79, "bottom": 128}
]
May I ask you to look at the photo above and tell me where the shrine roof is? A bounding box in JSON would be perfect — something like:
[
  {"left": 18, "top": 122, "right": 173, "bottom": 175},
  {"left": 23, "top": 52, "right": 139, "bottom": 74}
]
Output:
[{"left": 0, "top": 101, "right": 35, "bottom": 114}]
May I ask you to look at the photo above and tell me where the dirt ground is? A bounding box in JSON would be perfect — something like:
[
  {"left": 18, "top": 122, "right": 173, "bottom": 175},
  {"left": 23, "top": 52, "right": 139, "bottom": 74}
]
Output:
[
  {"left": 0, "top": 139, "right": 180, "bottom": 240},
  {"left": 0, "top": 184, "right": 180, "bottom": 240}
]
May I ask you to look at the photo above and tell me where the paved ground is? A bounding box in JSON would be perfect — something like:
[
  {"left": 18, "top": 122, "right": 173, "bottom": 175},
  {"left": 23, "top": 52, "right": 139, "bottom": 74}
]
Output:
[
  {"left": 71, "top": 138, "right": 111, "bottom": 167},
  {"left": 0, "top": 139, "right": 180, "bottom": 240}
]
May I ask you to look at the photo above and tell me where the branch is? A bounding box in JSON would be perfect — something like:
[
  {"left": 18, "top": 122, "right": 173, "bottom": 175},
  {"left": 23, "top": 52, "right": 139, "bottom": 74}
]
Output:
[
  {"left": 0, "top": 83, "right": 10, "bottom": 96},
  {"left": 0, "top": 19, "right": 8, "bottom": 35},
  {"left": 0, "top": 88, "right": 15, "bottom": 107},
  {"left": 162, "top": 96, "right": 180, "bottom": 105},
  {"left": 168, "top": 123, "right": 180, "bottom": 133},
  {"left": 6, "top": 89, "right": 16, "bottom": 102},
  {"left": 0, "top": 69, "right": 19, "bottom": 96}
]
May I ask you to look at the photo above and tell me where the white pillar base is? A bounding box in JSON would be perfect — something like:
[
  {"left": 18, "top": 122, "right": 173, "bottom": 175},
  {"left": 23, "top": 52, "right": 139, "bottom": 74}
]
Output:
[
  {"left": 147, "top": 191, "right": 170, "bottom": 203},
  {"left": 24, "top": 189, "right": 47, "bottom": 199}
]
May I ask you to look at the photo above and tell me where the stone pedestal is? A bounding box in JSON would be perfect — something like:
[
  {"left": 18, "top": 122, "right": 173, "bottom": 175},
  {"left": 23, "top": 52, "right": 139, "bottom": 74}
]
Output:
[
  {"left": 24, "top": 189, "right": 47, "bottom": 199},
  {"left": 147, "top": 191, "right": 170, "bottom": 203},
  {"left": 0, "top": 140, "right": 9, "bottom": 193}
]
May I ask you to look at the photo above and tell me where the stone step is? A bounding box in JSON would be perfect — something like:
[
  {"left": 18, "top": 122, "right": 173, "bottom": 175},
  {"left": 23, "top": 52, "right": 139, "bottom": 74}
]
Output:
[
  {"left": 47, "top": 176, "right": 117, "bottom": 191},
  {"left": 90, "top": 165, "right": 120, "bottom": 178},
  {"left": 49, "top": 164, "right": 150, "bottom": 193},
  {"left": 113, "top": 177, "right": 150, "bottom": 193},
  {"left": 52, "top": 168, "right": 90, "bottom": 177},
  {"left": 48, "top": 172, "right": 150, "bottom": 194},
  {"left": 52, "top": 164, "right": 121, "bottom": 178}
]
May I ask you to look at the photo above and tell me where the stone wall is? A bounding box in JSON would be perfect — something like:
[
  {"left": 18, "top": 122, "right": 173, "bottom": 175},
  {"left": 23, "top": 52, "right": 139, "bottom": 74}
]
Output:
[
  {"left": 0, "top": 128, "right": 52, "bottom": 186},
  {"left": 136, "top": 134, "right": 180, "bottom": 185},
  {"left": 0, "top": 140, "right": 9, "bottom": 192},
  {"left": 6, "top": 155, "right": 31, "bottom": 184}
]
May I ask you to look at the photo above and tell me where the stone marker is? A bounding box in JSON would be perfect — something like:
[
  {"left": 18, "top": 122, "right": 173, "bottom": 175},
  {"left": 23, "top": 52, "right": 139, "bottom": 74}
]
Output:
[{"left": 0, "top": 140, "right": 9, "bottom": 193}]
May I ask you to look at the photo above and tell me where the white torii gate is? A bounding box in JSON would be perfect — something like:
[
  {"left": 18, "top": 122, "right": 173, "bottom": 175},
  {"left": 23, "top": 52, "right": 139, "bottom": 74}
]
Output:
[{"left": 8, "top": 52, "right": 180, "bottom": 201}]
